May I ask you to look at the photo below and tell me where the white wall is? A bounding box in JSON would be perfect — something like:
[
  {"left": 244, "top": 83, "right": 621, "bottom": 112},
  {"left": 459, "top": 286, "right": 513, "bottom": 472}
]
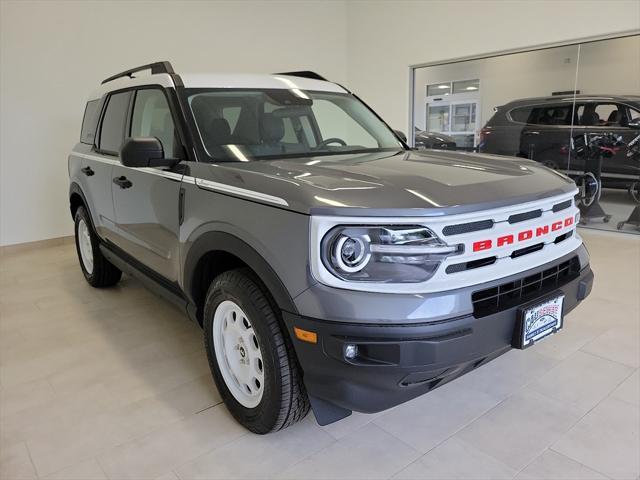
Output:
[
  {"left": 2, "top": 0, "right": 638, "bottom": 246},
  {"left": 346, "top": 0, "right": 640, "bottom": 133},
  {"left": 0, "top": 0, "right": 348, "bottom": 246},
  {"left": 412, "top": 36, "right": 640, "bottom": 135}
]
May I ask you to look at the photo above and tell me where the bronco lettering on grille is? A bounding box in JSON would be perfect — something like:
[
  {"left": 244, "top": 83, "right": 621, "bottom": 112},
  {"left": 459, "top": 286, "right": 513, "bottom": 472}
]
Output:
[{"left": 472, "top": 216, "right": 574, "bottom": 253}]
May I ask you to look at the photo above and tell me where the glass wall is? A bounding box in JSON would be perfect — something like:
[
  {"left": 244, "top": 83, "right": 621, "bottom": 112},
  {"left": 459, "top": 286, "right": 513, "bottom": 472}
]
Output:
[{"left": 411, "top": 34, "right": 640, "bottom": 234}]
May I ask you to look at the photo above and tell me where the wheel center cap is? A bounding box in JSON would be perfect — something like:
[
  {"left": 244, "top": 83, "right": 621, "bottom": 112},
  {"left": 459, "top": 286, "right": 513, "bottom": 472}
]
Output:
[{"left": 239, "top": 346, "right": 246, "bottom": 358}]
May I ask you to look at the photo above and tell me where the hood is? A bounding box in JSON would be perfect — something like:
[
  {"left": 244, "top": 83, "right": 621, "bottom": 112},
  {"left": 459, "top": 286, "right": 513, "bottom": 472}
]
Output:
[{"left": 208, "top": 149, "right": 576, "bottom": 216}]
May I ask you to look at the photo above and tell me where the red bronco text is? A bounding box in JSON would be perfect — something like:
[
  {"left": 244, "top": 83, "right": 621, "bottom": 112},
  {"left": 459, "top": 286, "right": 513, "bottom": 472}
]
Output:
[{"left": 472, "top": 216, "right": 574, "bottom": 253}]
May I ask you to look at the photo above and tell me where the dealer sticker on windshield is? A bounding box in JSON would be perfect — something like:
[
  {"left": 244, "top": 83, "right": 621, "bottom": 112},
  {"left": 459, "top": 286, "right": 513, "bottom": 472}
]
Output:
[{"left": 515, "top": 295, "right": 564, "bottom": 349}]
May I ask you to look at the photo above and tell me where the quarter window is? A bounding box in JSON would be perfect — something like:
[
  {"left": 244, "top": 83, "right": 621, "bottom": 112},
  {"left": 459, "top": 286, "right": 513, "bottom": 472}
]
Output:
[
  {"left": 509, "top": 106, "right": 533, "bottom": 124},
  {"left": 130, "top": 89, "right": 177, "bottom": 156},
  {"left": 80, "top": 100, "right": 100, "bottom": 145},
  {"left": 99, "top": 92, "right": 131, "bottom": 154}
]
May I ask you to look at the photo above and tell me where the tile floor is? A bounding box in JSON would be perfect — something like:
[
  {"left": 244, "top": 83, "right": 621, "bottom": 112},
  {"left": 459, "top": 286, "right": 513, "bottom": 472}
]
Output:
[{"left": 0, "top": 229, "right": 638, "bottom": 480}]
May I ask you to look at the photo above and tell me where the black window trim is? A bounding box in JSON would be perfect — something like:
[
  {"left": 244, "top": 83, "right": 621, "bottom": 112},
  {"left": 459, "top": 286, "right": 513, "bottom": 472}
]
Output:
[
  {"left": 92, "top": 83, "right": 192, "bottom": 161},
  {"left": 127, "top": 85, "right": 184, "bottom": 159},
  {"left": 95, "top": 90, "right": 133, "bottom": 157},
  {"left": 79, "top": 99, "right": 102, "bottom": 145},
  {"left": 507, "top": 100, "right": 640, "bottom": 128}
]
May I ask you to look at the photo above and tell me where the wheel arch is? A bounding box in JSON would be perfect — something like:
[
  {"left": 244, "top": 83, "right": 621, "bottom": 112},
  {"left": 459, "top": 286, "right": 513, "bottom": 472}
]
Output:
[
  {"left": 69, "top": 182, "right": 102, "bottom": 238},
  {"left": 183, "top": 231, "right": 298, "bottom": 325},
  {"left": 69, "top": 183, "right": 91, "bottom": 220}
]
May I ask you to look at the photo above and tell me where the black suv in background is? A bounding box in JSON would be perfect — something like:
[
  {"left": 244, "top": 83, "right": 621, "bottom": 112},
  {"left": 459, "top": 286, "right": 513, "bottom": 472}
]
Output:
[
  {"left": 479, "top": 95, "right": 640, "bottom": 188},
  {"left": 414, "top": 128, "right": 457, "bottom": 150}
]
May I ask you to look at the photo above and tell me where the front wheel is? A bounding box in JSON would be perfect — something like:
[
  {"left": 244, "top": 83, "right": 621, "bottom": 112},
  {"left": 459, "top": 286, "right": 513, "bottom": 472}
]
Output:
[{"left": 203, "top": 269, "right": 309, "bottom": 433}]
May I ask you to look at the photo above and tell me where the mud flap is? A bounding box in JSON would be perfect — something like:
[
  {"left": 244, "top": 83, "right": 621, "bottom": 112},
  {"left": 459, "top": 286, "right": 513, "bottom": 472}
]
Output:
[{"left": 309, "top": 395, "right": 352, "bottom": 426}]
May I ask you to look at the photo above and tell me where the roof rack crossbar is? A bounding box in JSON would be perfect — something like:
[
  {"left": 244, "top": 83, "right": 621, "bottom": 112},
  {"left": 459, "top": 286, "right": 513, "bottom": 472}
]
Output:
[
  {"left": 101, "top": 61, "right": 175, "bottom": 85},
  {"left": 274, "top": 71, "right": 328, "bottom": 81}
]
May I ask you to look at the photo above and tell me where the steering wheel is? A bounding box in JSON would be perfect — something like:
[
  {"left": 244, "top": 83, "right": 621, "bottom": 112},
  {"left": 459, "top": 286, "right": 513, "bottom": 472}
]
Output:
[{"left": 315, "top": 137, "right": 347, "bottom": 149}]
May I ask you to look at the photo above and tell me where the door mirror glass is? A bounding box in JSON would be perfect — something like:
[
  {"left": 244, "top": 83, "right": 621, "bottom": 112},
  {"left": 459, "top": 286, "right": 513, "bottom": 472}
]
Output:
[{"left": 120, "top": 137, "right": 174, "bottom": 168}]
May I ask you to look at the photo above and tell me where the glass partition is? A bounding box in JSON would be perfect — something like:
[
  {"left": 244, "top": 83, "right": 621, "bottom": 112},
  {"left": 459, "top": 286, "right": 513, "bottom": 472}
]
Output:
[{"left": 411, "top": 34, "right": 640, "bottom": 235}]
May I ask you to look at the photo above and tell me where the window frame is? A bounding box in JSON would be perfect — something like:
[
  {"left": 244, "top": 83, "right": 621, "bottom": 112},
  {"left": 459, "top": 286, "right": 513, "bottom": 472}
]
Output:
[
  {"left": 79, "top": 99, "right": 102, "bottom": 145},
  {"left": 93, "top": 84, "right": 190, "bottom": 160},
  {"left": 507, "top": 101, "right": 583, "bottom": 127},
  {"left": 95, "top": 91, "right": 132, "bottom": 156},
  {"left": 181, "top": 88, "right": 405, "bottom": 163},
  {"left": 128, "top": 86, "right": 180, "bottom": 157}
]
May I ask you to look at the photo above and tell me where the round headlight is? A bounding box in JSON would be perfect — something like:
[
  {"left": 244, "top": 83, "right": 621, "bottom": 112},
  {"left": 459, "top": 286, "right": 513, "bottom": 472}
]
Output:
[{"left": 332, "top": 235, "right": 371, "bottom": 273}]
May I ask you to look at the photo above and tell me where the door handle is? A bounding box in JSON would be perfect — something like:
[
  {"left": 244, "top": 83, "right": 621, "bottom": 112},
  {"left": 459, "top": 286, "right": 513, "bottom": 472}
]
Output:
[
  {"left": 113, "top": 176, "right": 132, "bottom": 189},
  {"left": 81, "top": 166, "right": 94, "bottom": 176}
]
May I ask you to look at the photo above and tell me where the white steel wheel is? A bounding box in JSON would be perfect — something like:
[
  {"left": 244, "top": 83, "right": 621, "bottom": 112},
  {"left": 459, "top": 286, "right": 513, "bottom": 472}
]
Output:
[
  {"left": 77, "top": 218, "right": 94, "bottom": 274},
  {"left": 212, "top": 300, "right": 265, "bottom": 408}
]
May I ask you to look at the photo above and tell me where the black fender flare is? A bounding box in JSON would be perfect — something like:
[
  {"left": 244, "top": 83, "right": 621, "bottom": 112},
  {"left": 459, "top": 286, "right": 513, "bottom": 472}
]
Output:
[
  {"left": 182, "top": 231, "right": 298, "bottom": 316},
  {"left": 69, "top": 182, "right": 95, "bottom": 227}
]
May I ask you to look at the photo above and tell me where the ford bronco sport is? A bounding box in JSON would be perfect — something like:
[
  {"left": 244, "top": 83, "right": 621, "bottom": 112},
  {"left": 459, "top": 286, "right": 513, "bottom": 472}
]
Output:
[{"left": 69, "top": 61, "right": 594, "bottom": 433}]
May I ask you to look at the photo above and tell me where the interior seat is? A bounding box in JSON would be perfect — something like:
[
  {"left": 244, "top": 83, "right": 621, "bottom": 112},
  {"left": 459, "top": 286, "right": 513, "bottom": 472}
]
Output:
[
  {"left": 580, "top": 110, "right": 600, "bottom": 126},
  {"left": 201, "top": 117, "right": 234, "bottom": 158},
  {"left": 258, "top": 113, "right": 286, "bottom": 155}
]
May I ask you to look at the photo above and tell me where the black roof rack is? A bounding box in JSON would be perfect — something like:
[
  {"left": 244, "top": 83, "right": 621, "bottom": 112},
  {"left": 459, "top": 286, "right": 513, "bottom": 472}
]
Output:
[
  {"left": 275, "top": 71, "right": 328, "bottom": 81},
  {"left": 101, "top": 61, "right": 175, "bottom": 84}
]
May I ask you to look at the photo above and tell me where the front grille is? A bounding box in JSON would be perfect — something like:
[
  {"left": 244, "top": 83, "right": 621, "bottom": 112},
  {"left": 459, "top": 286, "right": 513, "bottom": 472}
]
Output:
[
  {"left": 471, "top": 257, "right": 580, "bottom": 318},
  {"left": 553, "top": 199, "right": 572, "bottom": 212},
  {"left": 446, "top": 256, "right": 497, "bottom": 274},
  {"left": 442, "top": 219, "right": 494, "bottom": 236},
  {"left": 554, "top": 230, "right": 573, "bottom": 244},
  {"left": 508, "top": 209, "right": 542, "bottom": 224},
  {"left": 511, "top": 242, "right": 544, "bottom": 258}
]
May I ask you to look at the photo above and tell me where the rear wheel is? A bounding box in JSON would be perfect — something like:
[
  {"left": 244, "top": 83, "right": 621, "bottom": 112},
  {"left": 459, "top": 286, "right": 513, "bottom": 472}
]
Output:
[
  {"left": 74, "top": 206, "right": 122, "bottom": 287},
  {"left": 203, "top": 269, "right": 309, "bottom": 433}
]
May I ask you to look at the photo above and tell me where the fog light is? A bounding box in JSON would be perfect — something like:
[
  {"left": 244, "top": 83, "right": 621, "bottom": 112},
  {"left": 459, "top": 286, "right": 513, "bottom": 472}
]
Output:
[{"left": 344, "top": 344, "right": 358, "bottom": 360}]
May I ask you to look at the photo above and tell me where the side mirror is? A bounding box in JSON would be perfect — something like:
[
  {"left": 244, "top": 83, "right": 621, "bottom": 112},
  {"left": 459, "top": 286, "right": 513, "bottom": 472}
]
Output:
[
  {"left": 120, "top": 137, "right": 175, "bottom": 168},
  {"left": 628, "top": 118, "right": 640, "bottom": 130},
  {"left": 394, "top": 129, "right": 408, "bottom": 143}
]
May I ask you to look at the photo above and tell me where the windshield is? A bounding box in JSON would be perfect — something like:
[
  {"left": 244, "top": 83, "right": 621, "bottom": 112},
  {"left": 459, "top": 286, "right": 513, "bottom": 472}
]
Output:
[{"left": 186, "top": 88, "right": 404, "bottom": 161}]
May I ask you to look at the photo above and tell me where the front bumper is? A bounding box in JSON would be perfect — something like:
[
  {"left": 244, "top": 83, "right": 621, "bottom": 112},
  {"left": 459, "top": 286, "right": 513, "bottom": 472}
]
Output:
[{"left": 283, "top": 250, "right": 593, "bottom": 425}]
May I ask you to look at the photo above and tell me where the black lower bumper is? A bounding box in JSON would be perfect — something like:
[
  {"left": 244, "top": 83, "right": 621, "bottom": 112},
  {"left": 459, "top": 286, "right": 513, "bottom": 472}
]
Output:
[{"left": 283, "top": 263, "right": 593, "bottom": 425}]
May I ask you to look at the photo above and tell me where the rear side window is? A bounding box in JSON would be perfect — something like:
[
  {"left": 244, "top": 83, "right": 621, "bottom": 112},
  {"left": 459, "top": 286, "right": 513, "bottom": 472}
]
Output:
[
  {"left": 80, "top": 100, "right": 100, "bottom": 145},
  {"left": 508, "top": 106, "right": 533, "bottom": 124},
  {"left": 99, "top": 92, "right": 131, "bottom": 155},
  {"left": 591, "top": 104, "right": 623, "bottom": 126},
  {"left": 528, "top": 105, "right": 573, "bottom": 126}
]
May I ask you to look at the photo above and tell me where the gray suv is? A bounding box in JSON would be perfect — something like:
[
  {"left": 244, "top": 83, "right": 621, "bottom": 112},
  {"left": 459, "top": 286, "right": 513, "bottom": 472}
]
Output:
[{"left": 69, "top": 62, "right": 594, "bottom": 433}]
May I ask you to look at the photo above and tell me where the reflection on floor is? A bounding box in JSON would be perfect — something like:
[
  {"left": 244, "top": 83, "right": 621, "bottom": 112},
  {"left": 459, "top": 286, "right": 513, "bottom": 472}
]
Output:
[
  {"left": 580, "top": 188, "right": 640, "bottom": 235},
  {"left": 0, "top": 230, "right": 638, "bottom": 480}
]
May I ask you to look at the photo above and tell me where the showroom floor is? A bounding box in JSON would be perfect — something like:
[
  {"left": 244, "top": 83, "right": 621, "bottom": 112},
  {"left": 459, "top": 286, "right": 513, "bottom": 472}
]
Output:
[{"left": 0, "top": 229, "right": 638, "bottom": 480}]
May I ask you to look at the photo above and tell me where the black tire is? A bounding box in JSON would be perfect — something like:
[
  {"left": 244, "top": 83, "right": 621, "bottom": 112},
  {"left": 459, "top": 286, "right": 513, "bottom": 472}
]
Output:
[
  {"left": 74, "top": 206, "right": 122, "bottom": 287},
  {"left": 203, "top": 268, "right": 309, "bottom": 433}
]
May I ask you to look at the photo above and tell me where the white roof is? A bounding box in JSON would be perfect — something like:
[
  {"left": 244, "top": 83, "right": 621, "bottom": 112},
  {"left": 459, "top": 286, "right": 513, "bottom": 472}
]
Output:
[{"left": 89, "top": 72, "right": 346, "bottom": 100}]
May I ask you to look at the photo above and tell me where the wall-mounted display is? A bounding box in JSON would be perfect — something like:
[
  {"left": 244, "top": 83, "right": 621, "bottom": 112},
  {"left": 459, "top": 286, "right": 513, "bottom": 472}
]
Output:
[{"left": 411, "top": 34, "right": 640, "bottom": 234}]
